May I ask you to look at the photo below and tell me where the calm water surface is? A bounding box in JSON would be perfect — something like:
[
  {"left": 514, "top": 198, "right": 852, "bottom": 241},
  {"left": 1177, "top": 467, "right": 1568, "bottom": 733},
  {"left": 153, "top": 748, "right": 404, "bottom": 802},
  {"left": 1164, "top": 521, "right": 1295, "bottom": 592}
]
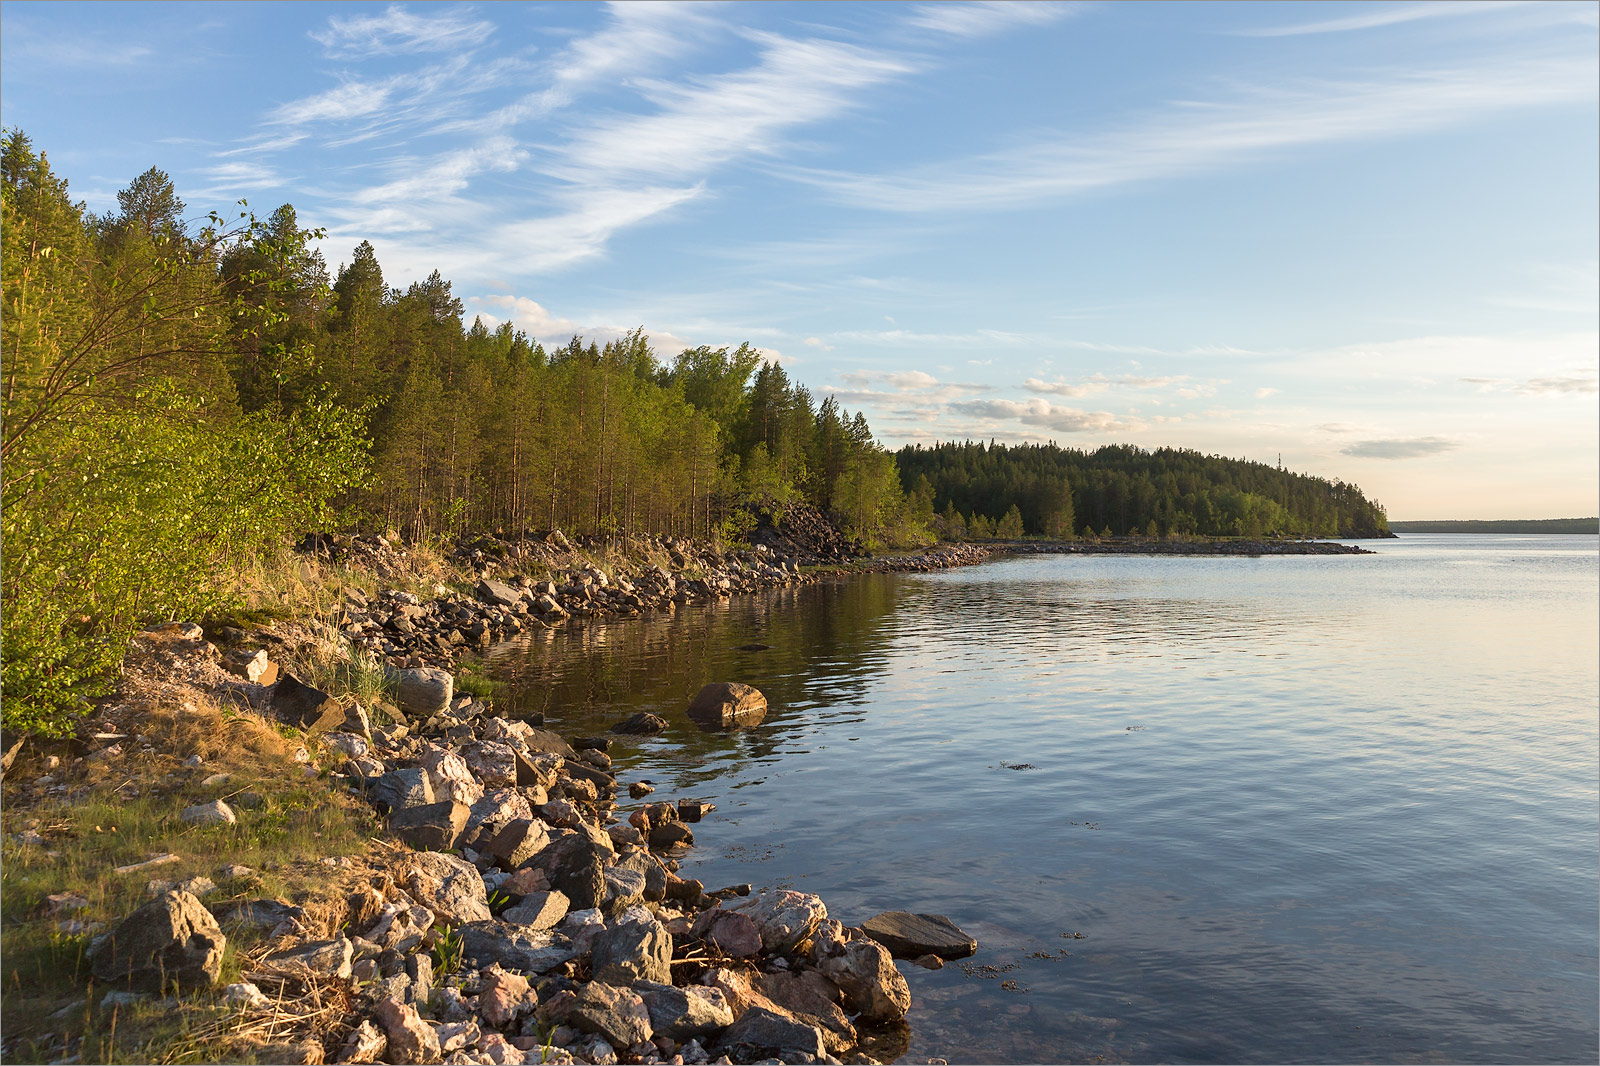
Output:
[{"left": 484, "top": 534, "right": 1599, "bottom": 1064}]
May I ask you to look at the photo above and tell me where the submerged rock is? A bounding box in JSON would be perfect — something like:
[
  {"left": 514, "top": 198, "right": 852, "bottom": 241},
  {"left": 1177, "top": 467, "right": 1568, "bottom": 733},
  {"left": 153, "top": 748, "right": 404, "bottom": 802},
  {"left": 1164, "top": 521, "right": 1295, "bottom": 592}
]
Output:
[
  {"left": 860, "top": 911, "right": 977, "bottom": 960},
  {"left": 685, "top": 682, "right": 767, "bottom": 729}
]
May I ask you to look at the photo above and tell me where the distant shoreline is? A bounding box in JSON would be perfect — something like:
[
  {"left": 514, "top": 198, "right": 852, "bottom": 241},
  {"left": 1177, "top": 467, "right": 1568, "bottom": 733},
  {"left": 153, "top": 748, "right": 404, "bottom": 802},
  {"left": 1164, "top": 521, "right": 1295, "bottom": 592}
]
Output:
[{"left": 1388, "top": 519, "right": 1598, "bottom": 534}]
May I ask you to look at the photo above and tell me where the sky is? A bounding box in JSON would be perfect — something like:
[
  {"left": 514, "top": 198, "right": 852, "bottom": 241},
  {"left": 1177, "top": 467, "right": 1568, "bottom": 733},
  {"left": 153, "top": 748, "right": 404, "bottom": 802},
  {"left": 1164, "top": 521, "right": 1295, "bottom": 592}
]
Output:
[{"left": 2, "top": 1, "right": 1596, "bottom": 519}]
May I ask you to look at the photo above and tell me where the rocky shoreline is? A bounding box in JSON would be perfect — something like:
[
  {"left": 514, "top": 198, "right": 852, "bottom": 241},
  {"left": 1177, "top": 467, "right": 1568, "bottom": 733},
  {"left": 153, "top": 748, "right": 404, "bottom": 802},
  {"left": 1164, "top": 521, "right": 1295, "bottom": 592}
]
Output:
[
  {"left": 300, "top": 530, "right": 992, "bottom": 675},
  {"left": 52, "top": 627, "right": 973, "bottom": 1066}
]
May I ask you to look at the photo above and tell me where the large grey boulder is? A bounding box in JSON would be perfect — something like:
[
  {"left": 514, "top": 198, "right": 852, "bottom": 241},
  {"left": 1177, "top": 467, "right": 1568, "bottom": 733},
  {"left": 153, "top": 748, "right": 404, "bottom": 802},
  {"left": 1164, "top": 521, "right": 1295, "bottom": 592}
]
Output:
[
  {"left": 476, "top": 578, "right": 522, "bottom": 607},
  {"left": 635, "top": 982, "right": 735, "bottom": 1041},
  {"left": 500, "top": 889, "right": 568, "bottom": 932},
  {"left": 717, "top": 1006, "right": 827, "bottom": 1065},
  {"left": 457, "top": 922, "right": 580, "bottom": 974},
  {"left": 590, "top": 914, "right": 672, "bottom": 986},
  {"left": 481, "top": 817, "right": 550, "bottom": 868},
  {"left": 860, "top": 910, "right": 977, "bottom": 960},
  {"left": 537, "top": 981, "right": 653, "bottom": 1049},
  {"left": 528, "top": 833, "right": 610, "bottom": 910},
  {"left": 390, "top": 667, "right": 453, "bottom": 718},
  {"left": 388, "top": 801, "right": 469, "bottom": 851},
  {"left": 686, "top": 682, "right": 767, "bottom": 729},
  {"left": 88, "top": 890, "right": 225, "bottom": 991},
  {"left": 368, "top": 768, "right": 435, "bottom": 812}
]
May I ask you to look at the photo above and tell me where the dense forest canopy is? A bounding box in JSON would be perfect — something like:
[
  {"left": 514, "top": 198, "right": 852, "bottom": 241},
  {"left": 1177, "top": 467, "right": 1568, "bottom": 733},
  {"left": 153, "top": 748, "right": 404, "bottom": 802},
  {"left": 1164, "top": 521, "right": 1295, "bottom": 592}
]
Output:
[
  {"left": 897, "top": 441, "right": 1390, "bottom": 539},
  {"left": 0, "top": 131, "right": 1392, "bottom": 734}
]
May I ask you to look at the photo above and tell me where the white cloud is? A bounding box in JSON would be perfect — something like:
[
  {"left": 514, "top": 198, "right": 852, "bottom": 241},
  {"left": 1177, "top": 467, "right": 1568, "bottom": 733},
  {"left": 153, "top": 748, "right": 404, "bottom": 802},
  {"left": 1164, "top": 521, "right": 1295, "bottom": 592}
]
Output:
[
  {"left": 950, "top": 397, "right": 1142, "bottom": 434},
  {"left": 803, "top": 337, "right": 834, "bottom": 351},
  {"left": 792, "top": 51, "right": 1597, "bottom": 213},
  {"left": 311, "top": 5, "right": 493, "bottom": 58},
  {"left": 1341, "top": 437, "right": 1459, "bottom": 459},
  {"left": 1256, "top": 387, "right": 1281, "bottom": 398}
]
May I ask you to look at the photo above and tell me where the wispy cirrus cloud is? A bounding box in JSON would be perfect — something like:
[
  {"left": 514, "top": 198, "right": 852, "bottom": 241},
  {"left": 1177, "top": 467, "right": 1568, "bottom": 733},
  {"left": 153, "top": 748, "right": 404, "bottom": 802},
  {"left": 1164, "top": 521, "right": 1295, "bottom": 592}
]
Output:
[
  {"left": 790, "top": 51, "right": 1597, "bottom": 213},
  {"left": 1461, "top": 370, "right": 1599, "bottom": 396},
  {"left": 548, "top": 33, "right": 912, "bottom": 182},
  {"left": 906, "top": 1, "right": 1080, "bottom": 38},
  {"left": 1341, "top": 436, "right": 1459, "bottom": 459},
  {"left": 1236, "top": 1, "right": 1524, "bottom": 38},
  {"left": 310, "top": 4, "right": 493, "bottom": 58},
  {"left": 1024, "top": 373, "right": 1181, "bottom": 396}
]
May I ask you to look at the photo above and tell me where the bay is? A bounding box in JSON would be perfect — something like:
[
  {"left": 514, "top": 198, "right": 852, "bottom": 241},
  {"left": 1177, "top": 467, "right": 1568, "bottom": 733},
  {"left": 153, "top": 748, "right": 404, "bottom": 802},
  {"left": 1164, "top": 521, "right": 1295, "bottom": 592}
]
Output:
[{"left": 484, "top": 534, "right": 1599, "bottom": 1063}]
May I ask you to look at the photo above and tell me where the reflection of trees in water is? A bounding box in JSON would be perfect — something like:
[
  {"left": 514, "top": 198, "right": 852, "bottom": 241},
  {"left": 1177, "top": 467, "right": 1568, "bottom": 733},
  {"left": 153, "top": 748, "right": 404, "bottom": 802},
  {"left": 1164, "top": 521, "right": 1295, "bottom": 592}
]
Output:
[{"left": 479, "top": 575, "right": 905, "bottom": 773}]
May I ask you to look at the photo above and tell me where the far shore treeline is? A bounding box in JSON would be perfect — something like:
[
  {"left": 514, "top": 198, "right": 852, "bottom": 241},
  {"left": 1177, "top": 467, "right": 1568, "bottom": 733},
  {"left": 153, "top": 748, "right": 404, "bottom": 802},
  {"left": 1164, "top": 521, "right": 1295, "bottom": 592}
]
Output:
[{"left": 1, "top": 133, "right": 1391, "bottom": 735}]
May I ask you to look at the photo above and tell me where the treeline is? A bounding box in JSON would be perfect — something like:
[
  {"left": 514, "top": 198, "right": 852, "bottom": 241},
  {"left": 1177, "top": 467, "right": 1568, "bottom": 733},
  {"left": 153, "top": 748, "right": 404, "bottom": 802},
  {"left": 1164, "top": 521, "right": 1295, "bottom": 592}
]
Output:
[
  {"left": 1388, "top": 518, "right": 1597, "bottom": 534},
  {"left": 897, "top": 441, "right": 1391, "bottom": 539},
  {"left": 0, "top": 133, "right": 915, "bottom": 734}
]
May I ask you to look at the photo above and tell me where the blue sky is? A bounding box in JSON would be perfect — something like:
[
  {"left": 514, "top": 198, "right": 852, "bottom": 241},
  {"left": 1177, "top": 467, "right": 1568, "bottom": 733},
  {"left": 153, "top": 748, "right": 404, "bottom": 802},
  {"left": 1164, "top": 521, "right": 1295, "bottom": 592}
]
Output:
[{"left": 3, "top": 0, "right": 1596, "bottom": 519}]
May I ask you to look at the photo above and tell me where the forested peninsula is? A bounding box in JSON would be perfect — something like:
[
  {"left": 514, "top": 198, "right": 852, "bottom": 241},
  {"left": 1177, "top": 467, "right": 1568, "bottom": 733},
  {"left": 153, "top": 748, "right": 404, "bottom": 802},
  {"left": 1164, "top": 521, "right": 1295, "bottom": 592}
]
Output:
[{"left": 2, "top": 133, "right": 1389, "bottom": 737}]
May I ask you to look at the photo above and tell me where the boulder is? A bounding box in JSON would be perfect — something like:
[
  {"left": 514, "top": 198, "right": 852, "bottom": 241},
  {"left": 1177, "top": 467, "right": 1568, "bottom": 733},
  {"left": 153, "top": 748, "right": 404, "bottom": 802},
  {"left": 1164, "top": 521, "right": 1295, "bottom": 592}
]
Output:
[
  {"left": 391, "top": 667, "right": 453, "bottom": 718},
  {"left": 635, "top": 982, "right": 735, "bottom": 1041},
  {"left": 180, "top": 800, "right": 236, "bottom": 827},
  {"left": 590, "top": 914, "right": 672, "bottom": 986},
  {"left": 367, "top": 768, "right": 434, "bottom": 812},
  {"left": 481, "top": 818, "right": 550, "bottom": 868},
  {"left": 859, "top": 910, "right": 977, "bottom": 960},
  {"left": 537, "top": 981, "right": 653, "bottom": 1049},
  {"left": 479, "top": 964, "right": 537, "bottom": 1028},
  {"left": 500, "top": 889, "right": 568, "bottom": 932},
  {"left": 610, "top": 713, "right": 668, "bottom": 736},
  {"left": 756, "top": 971, "right": 857, "bottom": 1054},
  {"left": 529, "top": 833, "right": 609, "bottom": 911},
  {"left": 476, "top": 578, "right": 523, "bottom": 607},
  {"left": 815, "top": 937, "right": 910, "bottom": 1022},
  {"left": 372, "top": 997, "right": 439, "bottom": 1065},
  {"left": 388, "top": 801, "right": 469, "bottom": 851},
  {"left": 690, "top": 907, "right": 761, "bottom": 957},
  {"left": 685, "top": 682, "right": 767, "bottom": 729},
  {"left": 514, "top": 751, "right": 560, "bottom": 794},
  {"left": 676, "top": 799, "right": 715, "bottom": 823},
  {"left": 457, "top": 922, "right": 580, "bottom": 974},
  {"left": 270, "top": 674, "right": 344, "bottom": 732},
  {"left": 600, "top": 867, "right": 647, "bottom": 918},
  {"left": 260, "top": 938, "right": 354, "bottom": 982},
  {"left": 722, "top": 889, "right": 826, "bottom": 955},
  {"left": 320, "top": 731, "right": 368, "bottom": 760},
  {"left": 464, "top": 740, "right": 520, "bottom": 789},
  {"left": 419, "top": 745, "right": 483, "bottom": 807},
  {"left": 87, "top": 890, "right": 225, "bottom": 991},
  {"left": 403, "top": 851, "right": 491, "bottom": 926},
  {"left": 716, "top": 1006, "right": 827, "bottom": 1065}
]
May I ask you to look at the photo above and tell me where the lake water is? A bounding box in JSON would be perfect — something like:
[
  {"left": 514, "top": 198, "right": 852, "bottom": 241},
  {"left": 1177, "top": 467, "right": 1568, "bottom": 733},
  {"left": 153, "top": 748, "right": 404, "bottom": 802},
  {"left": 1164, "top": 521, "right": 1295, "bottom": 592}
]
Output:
[{"left": 484, "top": 534, "right": 1599, "bottom": 1064}]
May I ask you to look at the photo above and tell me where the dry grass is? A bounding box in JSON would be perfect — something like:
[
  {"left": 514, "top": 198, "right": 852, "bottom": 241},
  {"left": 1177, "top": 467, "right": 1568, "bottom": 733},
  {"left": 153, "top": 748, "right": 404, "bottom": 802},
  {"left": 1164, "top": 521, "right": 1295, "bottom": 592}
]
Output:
[{"left": 0, "top": 686, "right": 387, "bottom": 1063}]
